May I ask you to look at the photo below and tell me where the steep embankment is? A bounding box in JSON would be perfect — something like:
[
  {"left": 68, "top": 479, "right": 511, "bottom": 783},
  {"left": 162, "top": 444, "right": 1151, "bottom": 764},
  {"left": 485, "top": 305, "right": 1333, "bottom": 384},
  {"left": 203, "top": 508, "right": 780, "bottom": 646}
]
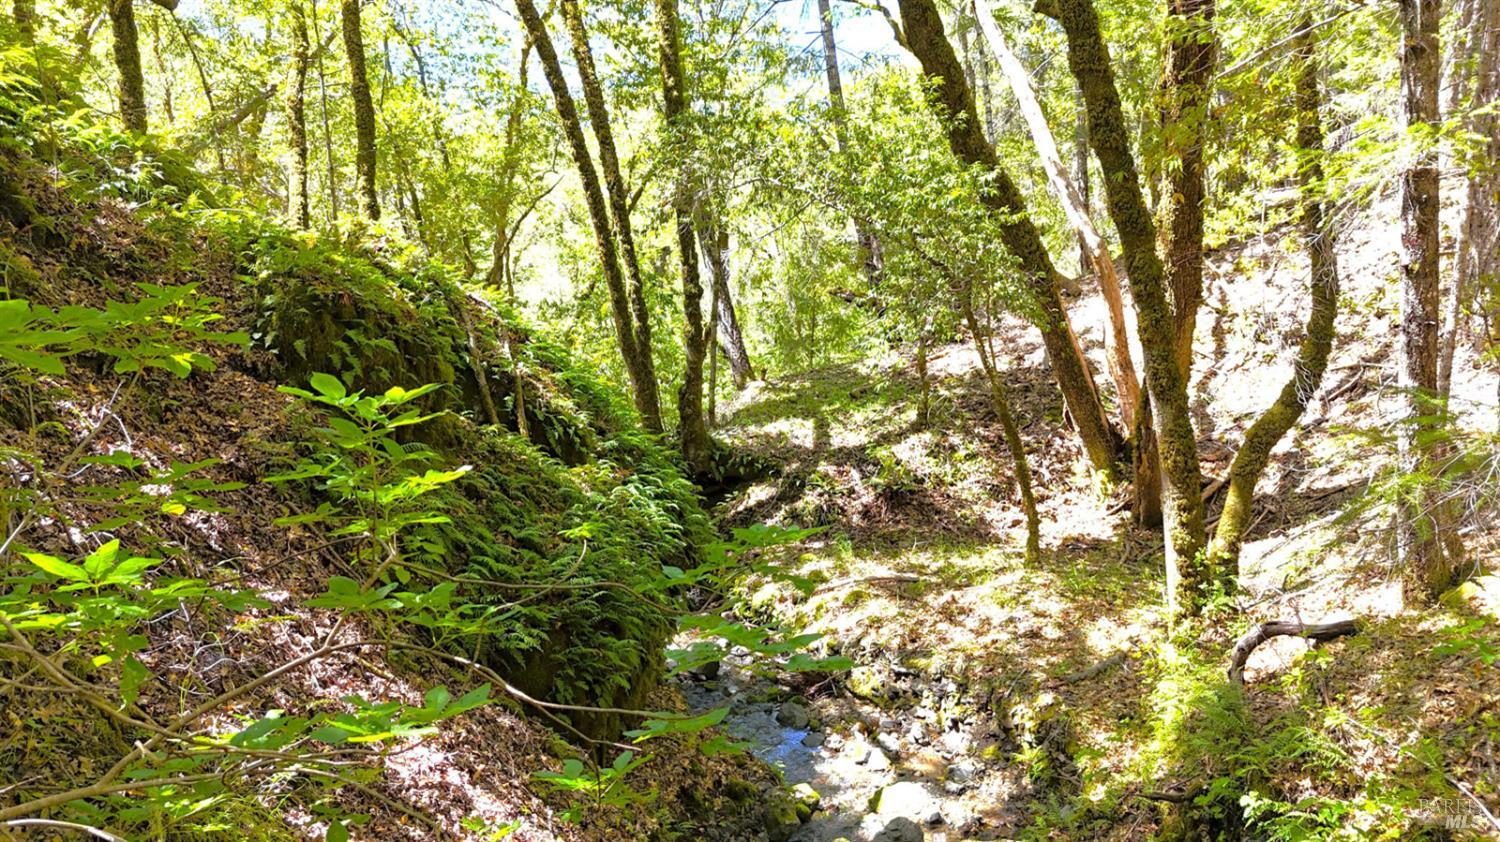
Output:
[
  {"left": 0, "top": 71, "right": 775, "bottom": 840},
  {"left": 696, "top": 200, "right": 1500, "bottom": 840}
]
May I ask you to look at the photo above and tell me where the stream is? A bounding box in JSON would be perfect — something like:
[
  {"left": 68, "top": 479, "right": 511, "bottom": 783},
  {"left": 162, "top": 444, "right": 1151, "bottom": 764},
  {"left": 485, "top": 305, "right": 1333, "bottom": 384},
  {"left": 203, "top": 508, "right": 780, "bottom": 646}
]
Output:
[{"left": 674, "top": 650, "right": 1024, "bottom": 842}]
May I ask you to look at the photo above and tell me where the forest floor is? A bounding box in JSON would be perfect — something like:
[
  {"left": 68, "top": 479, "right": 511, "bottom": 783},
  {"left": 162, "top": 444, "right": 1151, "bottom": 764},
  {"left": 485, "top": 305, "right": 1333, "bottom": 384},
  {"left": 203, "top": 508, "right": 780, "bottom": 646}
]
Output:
[{"left": 694, "top": 202, "right": 1500, "bottom": 840}]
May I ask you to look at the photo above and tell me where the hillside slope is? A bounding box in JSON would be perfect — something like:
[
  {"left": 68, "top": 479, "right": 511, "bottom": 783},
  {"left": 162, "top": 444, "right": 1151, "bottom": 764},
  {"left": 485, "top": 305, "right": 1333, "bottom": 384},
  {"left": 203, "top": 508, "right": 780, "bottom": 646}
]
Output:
[
  {"left": 701, "top": 196, "right": 1500, "bottom": 839},
  {"left": 0, "top": 66, "right": 778, "bottom": 841}
]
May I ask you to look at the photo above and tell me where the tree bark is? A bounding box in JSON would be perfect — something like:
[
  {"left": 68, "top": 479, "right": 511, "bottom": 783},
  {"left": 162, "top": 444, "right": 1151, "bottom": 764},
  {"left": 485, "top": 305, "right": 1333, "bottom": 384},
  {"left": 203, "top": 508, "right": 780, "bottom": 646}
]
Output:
[
  {"left": 559, "top": 0, "right": 663, "bottom": 431},
  {"left": 1159, "top": 0, "right": 1217, "bottom": 379},
  {"left": 513, "top": 0, "right": 663, "bottom": 434},
  {"left": 286, "top": 2, "right": 311, "bottom": 229},
  {"left": 974, "top": 0, "right": 1141, "bottom": 435},
  {"left": 652, "top": 0, "right": 712, "bottom": 473},
  {"left": 312, "top": 0, "right": 339, "bottom": 223},
  {"left": 1447, "top": 0, "right": 1499, "bottom": 396},
  {"left": 1049, "top": 0, "right": 1209, "bottom": 612},
  {"left": 963, "top": 296, "right": 1042, "bottom": 564},
  {"left": 1209, "top": 20, "right": 1339, "bottom": 567},
  {"left": 341, "top": 0, "right": 379, "bottom": 220},
  {"left": 14, "top": 0, "right": 34, "bottom": 40},
  {"left": 896, "top": 0, "right": 1123, "bottom": 481},
  {"left": 1397, "top": 0, "right": 1453, "bottom": 602},
  {"left": 698, "top": 221, "right": 755, "bottom": 388},
  {"left": 818, "top": 0, "right": 884, "bottom": 286},
  {"left": 109, "top": 0, "right": 148, "bottom": 134}
]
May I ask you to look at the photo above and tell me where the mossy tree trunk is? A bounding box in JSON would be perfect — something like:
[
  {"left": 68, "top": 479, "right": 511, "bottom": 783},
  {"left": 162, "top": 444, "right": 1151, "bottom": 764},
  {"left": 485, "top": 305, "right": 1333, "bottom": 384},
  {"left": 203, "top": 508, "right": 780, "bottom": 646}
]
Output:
[
  {"left": 514, "top": 0, "right": 664, "bottom": 435},
  {"left": 652, "top": 0, "right": 712, "bottom": 473},
  {"left": 896, "top": 0, "right": 1123, "bottom": 482},
  {"left": 1159, "top": 0, "right": 1216, "bottom": 379},
  {"left": 559, "top": 0, "right": 663, "bottom": 432},
  {"left": 1397, "top": 0, "right": 1455, "bottom": 602},
  {"left": 14, "top": 0, "right": 34, "bottom": 40},
  {"left": 109, "top": 0, "right": 148, "bottom": 134},
  {"left": 1050, "top": 0, "right": 1209, "bottom": 613},
  {"left": 1208, "top": 20, "right": 1339, "bottom": 567},
  {"left": 341, "top": 0, "right": 379, "bottom": 220}
]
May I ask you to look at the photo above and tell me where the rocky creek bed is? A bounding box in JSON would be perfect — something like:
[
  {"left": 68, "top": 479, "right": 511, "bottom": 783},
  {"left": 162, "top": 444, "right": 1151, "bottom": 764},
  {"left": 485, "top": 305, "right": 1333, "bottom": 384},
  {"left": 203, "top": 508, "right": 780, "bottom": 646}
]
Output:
[{"left": 672, "top": 649, "right": 1048, "bottom": 841}]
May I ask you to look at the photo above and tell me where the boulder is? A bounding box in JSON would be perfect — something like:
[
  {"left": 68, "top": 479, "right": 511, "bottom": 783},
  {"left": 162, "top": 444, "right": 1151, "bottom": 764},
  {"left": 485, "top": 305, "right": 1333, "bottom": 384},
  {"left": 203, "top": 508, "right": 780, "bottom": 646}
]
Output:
[
  {"left": 776, "top": 700, "right": 811, "bottom": 729},
  {"left": 872, "top": 816, "right": 923, "bottom": 842}
]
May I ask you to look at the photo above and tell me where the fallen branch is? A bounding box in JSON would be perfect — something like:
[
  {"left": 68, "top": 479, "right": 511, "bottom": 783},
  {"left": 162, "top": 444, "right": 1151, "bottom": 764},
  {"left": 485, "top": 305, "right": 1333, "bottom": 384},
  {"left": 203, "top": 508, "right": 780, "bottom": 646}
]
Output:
[
  {"left": 1058, "top": 650, "right": 1130, "bottom": 684},
  {"left": 1227, "top": 618, "right": 1362, "bottom": 685}
]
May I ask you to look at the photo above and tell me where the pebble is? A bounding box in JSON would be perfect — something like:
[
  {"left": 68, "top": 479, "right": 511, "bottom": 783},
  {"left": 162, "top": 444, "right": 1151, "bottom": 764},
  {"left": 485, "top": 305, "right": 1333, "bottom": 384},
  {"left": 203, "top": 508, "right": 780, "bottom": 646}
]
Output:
[{"left": 801, "top": 731, "right": 825, "bottom": 748}]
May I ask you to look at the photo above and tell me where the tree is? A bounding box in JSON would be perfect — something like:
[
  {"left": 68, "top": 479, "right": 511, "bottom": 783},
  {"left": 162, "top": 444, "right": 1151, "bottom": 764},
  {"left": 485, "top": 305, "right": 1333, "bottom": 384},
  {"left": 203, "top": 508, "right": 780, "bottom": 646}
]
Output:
[
  {"left": 894, "top": 0, "right": 1123, "bottom": 481},
  {"left": 341, "top": 0, "right": 379, "bottom": 220},
  {"left": 286, "top": 0, "right": 311, "bottom": 228},
  {"left": 109, "top": 0, "right": 148, "bottom": 133},
  {"left": 1159, "top": 0, "right": 1216, "bottom": 378},
  {"left": 511, "top": 0, "right": 662, "bottom": 431},
  {"left": 14, "top": 0, "right": 34, "bottom": 41},
  {"left": 972, "top": 0, "right": 1141, "bottom": 450},
  {"left": 1446, "top": 0, "right": 1498, "bottom": 396},
  {"left": 1048, "top": 0, "right": 1209, "bottom": 612},
  {"left": 558, "top": 0, "right": 662, "bottom": 431},
  {"left": 817, "top": 0, "right": 883, "bottom": 285},
  {"left": 1397, "top": 0, "right": 1452, "bottom": 601},
  {"left": 1208, "top": 19, "right": 1339, "bottom": 566},
  {"left": 652, "top": 0, "right": 712, "bottom": 472},
  {"left": 697, "top": 219, "right": 755, "bottom": 389}
]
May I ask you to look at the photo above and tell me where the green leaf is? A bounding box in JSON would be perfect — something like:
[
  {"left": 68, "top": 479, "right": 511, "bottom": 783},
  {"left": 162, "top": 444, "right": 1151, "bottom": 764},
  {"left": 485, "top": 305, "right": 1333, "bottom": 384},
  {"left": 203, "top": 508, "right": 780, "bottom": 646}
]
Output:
[
  {"left": 309, "top": 372, "right": 347, "bottom": 399},
  {"left": 22, "top": 552, "right": 88, "bottom": 582}
]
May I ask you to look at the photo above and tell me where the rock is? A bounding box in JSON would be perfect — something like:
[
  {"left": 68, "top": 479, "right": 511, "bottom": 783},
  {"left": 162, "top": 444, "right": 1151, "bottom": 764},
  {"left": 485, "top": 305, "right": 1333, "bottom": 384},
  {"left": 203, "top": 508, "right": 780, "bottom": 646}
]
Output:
[
  {"left": 867, "top": 748, "right": 893, "bottom": 771},
  {"left": 942, "top": 780, "right": 967, "bottom": 795},
  {"left": 945, "top": 760, "right": 977, "bottom": 783},
  {"left": 847, "top": 665, "right": 890, "bottom": 704},
  {"left": 688, "top": 659, "right": 721, "bottom": 680},
  {"left": 776, "top": 700, "right": 811, "bottom": 729},
  {"left": 761, "top": 791, "right": 803, "bottom": 842},
  {"left": 791, "top": 782, "right": 821, "bottom": 812},
  {"left": 801, "top": 731, "right": 826, "bottom": 748},
  {"left": 872, "top": 817, "right": 924, "bottom": 842},
  {"left": 877, "top": 730, "right": 902, "bottom": 756},
  {"left": 869, "top": 781, "right": 939, "bottom": 820}
]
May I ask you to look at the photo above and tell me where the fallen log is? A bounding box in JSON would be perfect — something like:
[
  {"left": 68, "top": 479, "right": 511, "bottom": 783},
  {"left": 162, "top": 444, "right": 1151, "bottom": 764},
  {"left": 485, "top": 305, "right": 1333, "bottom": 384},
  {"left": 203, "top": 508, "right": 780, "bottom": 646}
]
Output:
[{"left": 1227, "top": 618, "right": 1362, "bottom": 685}]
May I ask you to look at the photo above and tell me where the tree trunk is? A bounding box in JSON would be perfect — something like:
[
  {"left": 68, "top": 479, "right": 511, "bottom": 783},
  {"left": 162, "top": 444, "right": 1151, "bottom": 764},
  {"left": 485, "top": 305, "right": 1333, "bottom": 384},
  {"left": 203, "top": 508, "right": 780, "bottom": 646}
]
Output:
[
  {"left": 341, "top": 0, "right": 379, "bottom": 220},
  {"left": 559, "top": 0, "right": 663, "bottom": 431},
  {"left": 109, "top": 0, "right": 148, "bottom": 134},
  {"left": 308, "top": 0, "right": 338, "bottom": 223},
  {"left": 974, "top": 0, "right": 1141, "bottom": 436},
  {"left": 14, "top": 0, "right": 34, "bottom": 40},
  {"left": 487, "top": 40, "right": 532, "bottom": 290},
  {"left": 1447, "top": 0, "right": 1498, "bottom": 396},
  {"left": 707, "top": 281, "right": 720, "bottom": 428},
  {"left": 698, "top": 221, "right": 755, "bottom": 389},
  {"left": 817, "top": 0, "right": 885, "bottom": 286},
  {"left": 1049, "top": 0, "right": 1209, "bottom": 612},
  {"left": 513, "top": 0, "right": 663, "bottom": 434},
  {"left": 1160, "top": 0, "right": 1217, "bottom": 379},
  {"left": 896, "top": 0, "right": 1123, "bottom": 481},
  {"left": 652, "top": 0, "right": 712, "bottom": 473},
  {"left": 963, "top": 297, "right": 1042, "bottom": 564},
  {"left": 1209, "top": 20, "right": 1339, "bottom": 567},
  {"left": 1397, "top": 0, "right": 1453, "bottom": 602}
]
